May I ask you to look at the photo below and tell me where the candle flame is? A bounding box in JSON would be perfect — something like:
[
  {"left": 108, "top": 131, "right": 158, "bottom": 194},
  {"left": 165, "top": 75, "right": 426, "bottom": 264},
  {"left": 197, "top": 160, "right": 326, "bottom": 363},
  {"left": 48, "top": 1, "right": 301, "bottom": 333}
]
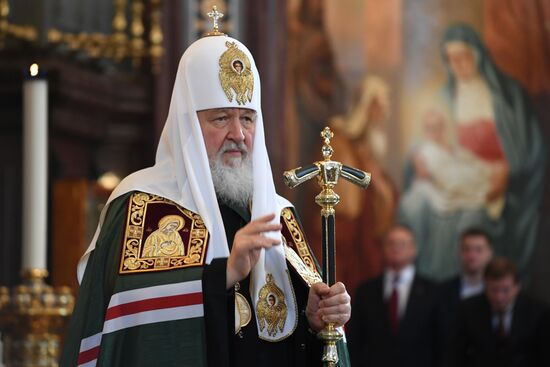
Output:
[
  {"left": 98, "top": 171, "right": 121, "bottom": 191},
  {"left": 29, "top": 63, "right": 39, "bottom": 77}
]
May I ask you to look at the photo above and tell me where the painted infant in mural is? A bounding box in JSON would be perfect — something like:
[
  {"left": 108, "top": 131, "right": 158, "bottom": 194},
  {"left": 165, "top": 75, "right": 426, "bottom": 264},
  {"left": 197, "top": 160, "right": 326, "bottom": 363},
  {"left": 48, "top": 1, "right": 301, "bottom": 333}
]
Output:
[
  {"left": 399, "top": 24, "right": 545, "bottom": 281},
  {"left": 409, "top": 107, "right": 503, "bottom": 217},
  {"left": 328, "top": 75, "right": 397, "bottom": 294}
]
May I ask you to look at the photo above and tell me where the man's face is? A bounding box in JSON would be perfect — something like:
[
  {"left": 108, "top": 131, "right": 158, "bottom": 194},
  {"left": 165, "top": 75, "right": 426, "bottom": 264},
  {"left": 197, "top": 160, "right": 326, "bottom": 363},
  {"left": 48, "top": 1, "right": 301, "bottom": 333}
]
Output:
[
  {"left": 460, "top": 235, "right": 492, "bottom": 275},
  {"left": 485, "top": 275, "right": 520, "bottom": 312},
  {"left": 445, "top": 42, "right": 477, "bottom": 81},
  {"left": 383, "top": 227, "right": 417, "bottom": 270},
  {"left": 197, "top": 108, "right": 256, "bottom": 167}
]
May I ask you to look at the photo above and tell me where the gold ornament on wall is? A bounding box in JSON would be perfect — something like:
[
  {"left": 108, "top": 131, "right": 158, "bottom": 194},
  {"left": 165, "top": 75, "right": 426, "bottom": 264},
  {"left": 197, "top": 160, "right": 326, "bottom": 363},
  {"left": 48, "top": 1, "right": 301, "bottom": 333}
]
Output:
[{"left": 0, "top": 0, "right": 164, "bottom": 73}]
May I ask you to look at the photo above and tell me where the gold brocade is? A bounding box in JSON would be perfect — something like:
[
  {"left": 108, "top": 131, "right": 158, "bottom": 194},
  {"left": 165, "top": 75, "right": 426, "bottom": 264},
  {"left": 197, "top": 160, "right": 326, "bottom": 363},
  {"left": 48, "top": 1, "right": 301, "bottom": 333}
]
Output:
[
  {"left": 119, "top": 192, "right": 208, "bottom": 274},
  {"left": 255, "top": 274, "right": 287, "bottom": 337},
  {"left": 281, "top": 208, "right": 320, "bottom": 276},
  {"left": 283, "top": 238, "right": 322, "bottom": 287},
  {"left": 218, "top": 41, "right": 254, "bottom": 105},
  {"left": 142, "top": 215, "right": 186, "bottom": 257}
]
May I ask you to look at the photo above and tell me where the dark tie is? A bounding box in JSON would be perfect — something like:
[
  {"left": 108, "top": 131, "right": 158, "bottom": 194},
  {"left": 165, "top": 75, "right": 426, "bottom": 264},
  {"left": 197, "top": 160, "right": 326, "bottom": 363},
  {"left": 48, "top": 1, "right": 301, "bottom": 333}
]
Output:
[
  {"left": 389, "top": 273, "right": 400, "bottom": 334},
  {"left": 495, "top": 311, "right": 506, "bottom": 338}
]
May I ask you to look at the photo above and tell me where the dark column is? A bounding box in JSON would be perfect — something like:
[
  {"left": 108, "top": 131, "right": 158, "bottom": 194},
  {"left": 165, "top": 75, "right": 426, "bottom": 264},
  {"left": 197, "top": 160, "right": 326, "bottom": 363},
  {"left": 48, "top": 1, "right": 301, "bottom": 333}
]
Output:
[
  {"left": 152, "top": 0, "right": 186, "bottom": 143},
  {"left": 243, "top": 0, "right": 289, "bottom": 194}
]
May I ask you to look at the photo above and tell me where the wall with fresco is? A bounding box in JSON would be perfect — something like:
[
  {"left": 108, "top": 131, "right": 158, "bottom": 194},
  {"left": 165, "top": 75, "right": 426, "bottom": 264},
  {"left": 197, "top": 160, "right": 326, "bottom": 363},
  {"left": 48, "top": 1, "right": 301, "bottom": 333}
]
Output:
[{"left": 286, "top": 0, "right": 550, "bottom": 301}]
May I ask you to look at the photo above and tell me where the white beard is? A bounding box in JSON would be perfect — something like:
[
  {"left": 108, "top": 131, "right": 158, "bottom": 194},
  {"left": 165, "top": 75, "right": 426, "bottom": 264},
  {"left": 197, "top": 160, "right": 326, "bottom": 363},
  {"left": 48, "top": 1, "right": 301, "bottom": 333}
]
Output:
[{"left": 209, "top": 141, "right": 253, "bottom": 209}]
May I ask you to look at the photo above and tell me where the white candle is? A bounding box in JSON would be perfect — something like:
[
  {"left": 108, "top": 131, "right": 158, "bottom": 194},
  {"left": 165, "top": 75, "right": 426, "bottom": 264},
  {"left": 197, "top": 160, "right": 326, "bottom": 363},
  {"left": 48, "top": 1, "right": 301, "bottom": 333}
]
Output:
[{"left": 22, "top": 63, "right": 48, "bottom": 271}]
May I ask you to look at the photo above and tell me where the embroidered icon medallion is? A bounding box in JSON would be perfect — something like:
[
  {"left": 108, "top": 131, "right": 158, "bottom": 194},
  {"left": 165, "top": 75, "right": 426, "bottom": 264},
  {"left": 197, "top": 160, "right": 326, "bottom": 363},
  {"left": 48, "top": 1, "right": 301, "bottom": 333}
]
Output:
[
  {"left": 255, "top": 274, "right": 288, "bottom": 337},
  {"left": 119, "top": 192, "right": 208, "bottom": 274},
  {"left": 218, "top": 41, "right": 254, "bottom": 105},
  {"left": 142, "top": 215, "right": 186, "bottom": 258}
]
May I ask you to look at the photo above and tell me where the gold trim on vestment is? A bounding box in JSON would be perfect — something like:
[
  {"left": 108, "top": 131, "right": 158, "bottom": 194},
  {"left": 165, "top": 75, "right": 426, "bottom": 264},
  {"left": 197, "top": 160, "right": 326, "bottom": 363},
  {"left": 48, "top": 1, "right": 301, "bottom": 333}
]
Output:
[
  {"left": 119, "top": 192, "right": 208, "bottom": 274},
  {"left": 283, "top": 237, "right": 322, "bottom": 287},
  {"left": 281, "top": 208, "right": 321, "bottom": 276}
]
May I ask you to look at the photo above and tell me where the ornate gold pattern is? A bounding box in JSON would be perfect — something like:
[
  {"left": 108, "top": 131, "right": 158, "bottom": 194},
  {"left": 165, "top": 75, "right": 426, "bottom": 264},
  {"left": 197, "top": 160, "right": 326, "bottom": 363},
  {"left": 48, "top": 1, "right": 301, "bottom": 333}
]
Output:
[
  {"left": 281, "top": 208, "right": 320, "bottom": 276},
  {"left": 149, "top": 0, "right": 164, "bottom": 73},
  {"left": 219, "top": 41, "right": 254, "bottom": 105},
  {"left": 205, "top": 5, "right": 225, "bottom": 37},
  {"left": 130, "top": 0, "right": 145, "bottom": 67},
  {"left": 0, "top": 269, "right": 74, "bottom": 366},
  {"left": 119, "top": 192, "right": 208, "bottom": 274},
  {"left": 0, "top": 1, "right": 163, "bottom": 73},
  {"left": 283, "top": 127, "right": 371, "bottom": 365},
  {"left": 283, "top": 238, "right": 322, "bottom": 287},
  {"left": 255, "top": 274, "right": 287, "bottom": 337},
  {"left": 142, "top": 215, "right": 186, "bottom": 258},
  {"left": 234, "top": 282, "right": 251, "bottom": 334}
]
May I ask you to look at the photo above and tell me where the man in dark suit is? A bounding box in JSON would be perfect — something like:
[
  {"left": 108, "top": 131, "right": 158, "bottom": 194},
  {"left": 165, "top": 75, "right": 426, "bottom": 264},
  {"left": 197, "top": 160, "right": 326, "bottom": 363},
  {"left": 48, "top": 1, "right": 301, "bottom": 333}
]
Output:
[
  {"left": 438, "top": 228, "right": 493, "bottom": 348},
  {"left": 447, "top": 257, "right": 550, "bottom": 367},
  {"left": 348, "top": 224, "right": 438, "bottom": 367}
]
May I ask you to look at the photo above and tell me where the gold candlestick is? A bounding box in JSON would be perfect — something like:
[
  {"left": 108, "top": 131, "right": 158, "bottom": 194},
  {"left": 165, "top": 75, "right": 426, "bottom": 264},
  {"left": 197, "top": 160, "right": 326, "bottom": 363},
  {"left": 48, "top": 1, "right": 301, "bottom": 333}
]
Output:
[
  {"left": 130, "top": 0, "right": 145, "bottom": 67},
  {"left": 149, "top": 0, "right": 164, "bottom": 73},
  {"left": 0, "top": 269, "right": 74, "bottom": 367}
]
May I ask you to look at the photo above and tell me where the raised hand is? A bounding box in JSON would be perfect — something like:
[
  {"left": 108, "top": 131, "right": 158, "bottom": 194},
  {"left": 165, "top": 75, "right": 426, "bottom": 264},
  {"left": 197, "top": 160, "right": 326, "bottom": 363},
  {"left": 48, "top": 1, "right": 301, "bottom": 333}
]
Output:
[{"left": 226, "top": 213, "right": 282, "bottom": 288}]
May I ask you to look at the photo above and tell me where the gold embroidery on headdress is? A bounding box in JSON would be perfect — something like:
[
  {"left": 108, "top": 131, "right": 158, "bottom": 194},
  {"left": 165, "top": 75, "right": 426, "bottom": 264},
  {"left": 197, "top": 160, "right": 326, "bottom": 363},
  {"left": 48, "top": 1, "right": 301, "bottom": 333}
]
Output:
[
  {"left": 219, "top": 41, "right": 254, "bottom": 105},
  {"left": 256, "top": 274, "right": 288, "bottom": 337}
]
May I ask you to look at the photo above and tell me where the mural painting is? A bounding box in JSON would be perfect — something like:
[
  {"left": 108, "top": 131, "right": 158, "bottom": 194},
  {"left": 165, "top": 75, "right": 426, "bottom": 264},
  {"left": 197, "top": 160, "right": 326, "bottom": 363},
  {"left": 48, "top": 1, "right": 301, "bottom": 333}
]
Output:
[{"left": 289, "top": 0, "right": 549, "bottom": 291}]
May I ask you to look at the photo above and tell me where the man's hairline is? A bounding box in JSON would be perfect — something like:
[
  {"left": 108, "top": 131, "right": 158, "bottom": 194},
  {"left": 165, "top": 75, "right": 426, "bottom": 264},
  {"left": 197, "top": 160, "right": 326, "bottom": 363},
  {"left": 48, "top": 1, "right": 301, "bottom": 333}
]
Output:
[
  {"left": 459, "top": 234, "right": 492, "bottom": 250},
  {"left": 383, "top": 225, "right": 416, "bottom": 248}
]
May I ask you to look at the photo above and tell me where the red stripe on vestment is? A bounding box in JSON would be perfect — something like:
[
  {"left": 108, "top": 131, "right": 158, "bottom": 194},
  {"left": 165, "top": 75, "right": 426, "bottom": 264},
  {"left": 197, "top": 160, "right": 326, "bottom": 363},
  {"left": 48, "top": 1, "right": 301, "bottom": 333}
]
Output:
[
  {"left": 77, "top": 346, "right": 100, "bottom": 365},
  {"left": 104, "top": 292, "right": 203, "bottom": 321}
]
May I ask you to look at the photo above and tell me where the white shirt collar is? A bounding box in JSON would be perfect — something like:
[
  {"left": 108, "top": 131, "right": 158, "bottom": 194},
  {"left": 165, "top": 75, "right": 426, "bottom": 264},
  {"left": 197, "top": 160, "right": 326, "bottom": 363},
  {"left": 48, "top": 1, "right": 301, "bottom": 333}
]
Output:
[
  {"left": 460, "top": 275, "right": 484, "bottom": 299},
  {"left": 385, "top": 264, "right": 415, "bottom": 285}
]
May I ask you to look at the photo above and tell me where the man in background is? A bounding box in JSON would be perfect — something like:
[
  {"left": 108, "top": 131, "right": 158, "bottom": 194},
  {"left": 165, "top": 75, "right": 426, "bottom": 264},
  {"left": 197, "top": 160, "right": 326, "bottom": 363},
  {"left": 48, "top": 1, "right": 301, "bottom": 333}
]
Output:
[
  {"left": 348, "top": 225, "right": 438, "bottom": 367},
  {"left": 447, "top": 257, "right": 550, "bottom": 367},
  {"left": 438, "top": 228, "right": 493, "bottom": 346}
]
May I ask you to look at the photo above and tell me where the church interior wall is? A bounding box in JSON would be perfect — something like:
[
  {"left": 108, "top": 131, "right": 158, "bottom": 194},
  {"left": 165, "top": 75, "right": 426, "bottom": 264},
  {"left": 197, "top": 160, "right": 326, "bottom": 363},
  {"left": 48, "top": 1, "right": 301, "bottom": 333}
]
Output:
[{"left": 0, "top": 0, "right": 548, "bottom": 306}]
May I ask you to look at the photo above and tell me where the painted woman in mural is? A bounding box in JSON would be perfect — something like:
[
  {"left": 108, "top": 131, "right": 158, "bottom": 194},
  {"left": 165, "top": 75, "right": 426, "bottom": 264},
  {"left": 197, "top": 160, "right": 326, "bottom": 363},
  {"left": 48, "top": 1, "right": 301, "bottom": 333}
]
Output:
[
  {"left": 328, "top": 75, "right": 398, "bottom": 294},
  {"left": 407, "top": 107, "right": 499, "bottom": 215},
  {"left": 399, "top": 24, "right": 545, "bottom": 281}
]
